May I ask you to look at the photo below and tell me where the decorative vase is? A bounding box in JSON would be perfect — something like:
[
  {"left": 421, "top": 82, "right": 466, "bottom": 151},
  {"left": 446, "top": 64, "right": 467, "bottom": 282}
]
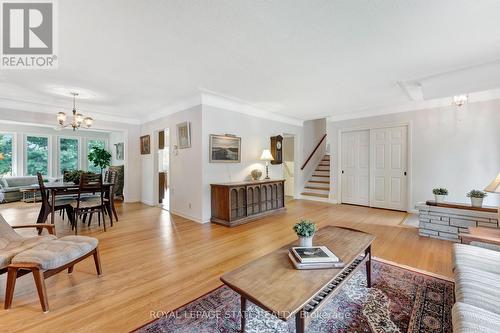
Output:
[
  {"left": 250, "top": 169, "right": 262, "bottom": 181},
  {"left": 435, "top": 194, "right": 446, "bottom": 203},
  {"left": 471, "top": 197, "right": 483, "bottom": 208},
  {"left": 299, "top": 235, "right": 313, "bottom": 247}
]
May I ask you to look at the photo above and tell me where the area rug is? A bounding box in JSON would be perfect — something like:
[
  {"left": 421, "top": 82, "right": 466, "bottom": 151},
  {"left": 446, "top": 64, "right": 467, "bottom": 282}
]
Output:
[{"left": 135, "top": 260, "right": 454, "bottom": 333}]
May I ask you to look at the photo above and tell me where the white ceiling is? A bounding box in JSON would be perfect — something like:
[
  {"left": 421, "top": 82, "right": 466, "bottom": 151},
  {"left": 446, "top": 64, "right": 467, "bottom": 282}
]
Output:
[{"left": 1, "top": 0, "right": 500, "bottom": 124}]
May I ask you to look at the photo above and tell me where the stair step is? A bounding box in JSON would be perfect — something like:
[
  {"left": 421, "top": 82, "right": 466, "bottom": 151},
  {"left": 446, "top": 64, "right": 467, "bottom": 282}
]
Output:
[
  {"left": 312, "top": 174, "right": 329, "bottom": 178},
  {"left": 316, "top": 168, "right": 330, "bottom": 171},
  {"left": 305, "top": 186, "right": 330, "bottom": 190},
  {"left": 309, "top": 180, "right": 330, "bottom": 184},
  {"left": 301, "top": 192, "right": 329, "bottom": 198},
  {"left": 318, "top": 163, "right": 330, "bottom": 166}
]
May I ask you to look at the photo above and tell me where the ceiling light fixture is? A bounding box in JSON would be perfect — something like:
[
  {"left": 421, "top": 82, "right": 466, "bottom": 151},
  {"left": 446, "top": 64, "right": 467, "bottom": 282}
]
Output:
[
  {"left": 452, "top": 94, "right": 468, "bottom": 107},
  {"left": 57, "top": 92, "right": 93, "bottom": 131}
]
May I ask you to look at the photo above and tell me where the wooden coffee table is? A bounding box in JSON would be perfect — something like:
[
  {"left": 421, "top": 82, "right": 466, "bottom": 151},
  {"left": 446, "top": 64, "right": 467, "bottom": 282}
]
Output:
[{"left": 221, "top": 226, "right": 375, "bottom": 333}]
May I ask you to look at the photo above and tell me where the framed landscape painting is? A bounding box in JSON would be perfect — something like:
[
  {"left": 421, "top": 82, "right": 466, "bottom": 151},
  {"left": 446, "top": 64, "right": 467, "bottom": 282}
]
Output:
[
  {"left": 209, "top": 134, "right": 241, "bottom": 163},
  {"left": 140, "top": 135, "right": 150, "bottom": 155}
]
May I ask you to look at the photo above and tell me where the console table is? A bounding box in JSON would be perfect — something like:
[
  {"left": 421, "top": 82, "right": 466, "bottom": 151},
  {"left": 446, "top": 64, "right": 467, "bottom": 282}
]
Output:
[{"left": 210, "top": 179, "right": 285, "bottom": 227}]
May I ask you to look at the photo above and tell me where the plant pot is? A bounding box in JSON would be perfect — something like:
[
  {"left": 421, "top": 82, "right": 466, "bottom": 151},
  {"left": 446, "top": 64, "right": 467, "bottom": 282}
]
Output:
[
  {"left": 299, "top": 236, "right": 313, "bottom": 247},
  {"left": 470, "top": 197, "right": 484, "bottom": 208},
  {"left": 434, "top": 194, "right": 446, "bottom": 203}
]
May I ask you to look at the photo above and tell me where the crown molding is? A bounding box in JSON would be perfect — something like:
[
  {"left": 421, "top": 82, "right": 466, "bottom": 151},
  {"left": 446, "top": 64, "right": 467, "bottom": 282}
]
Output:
[
  {"left": 200, "top": 89, "right": 304, "bottom": 126},
  {"left": 141, "top": 94, "right": 202, "bottom": 123},
  {"left": 0, "top": 96, "right": 142, "bottom": 124},
  {"left": 328, "top": 87, "right": 500, "bottom": 122}
]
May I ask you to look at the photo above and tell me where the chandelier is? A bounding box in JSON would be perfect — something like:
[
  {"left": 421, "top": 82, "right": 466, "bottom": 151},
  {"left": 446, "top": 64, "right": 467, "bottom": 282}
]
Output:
[{"left": 57, "top": 92, "right": 93, "bottom": 131}]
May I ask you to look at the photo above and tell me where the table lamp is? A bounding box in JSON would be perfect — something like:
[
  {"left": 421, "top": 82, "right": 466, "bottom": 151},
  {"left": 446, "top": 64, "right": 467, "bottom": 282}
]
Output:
[
  {"left": 484, "top": 172, "right": 500, "bottom": 219},
  {"left": 260, "top": 149, "right": 274, "bottom": 179}
]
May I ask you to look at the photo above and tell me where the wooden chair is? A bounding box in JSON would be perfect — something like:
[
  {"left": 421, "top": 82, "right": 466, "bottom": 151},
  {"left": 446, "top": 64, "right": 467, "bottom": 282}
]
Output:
[
  {"left": 71, "top": 173, "right": 107, "bottom": 234},
  {"left": 36, "top": 173, "right": 75, "bottom": 227},
  {"left": 104, "top": 170, "right": 118, "bottom": 222}
]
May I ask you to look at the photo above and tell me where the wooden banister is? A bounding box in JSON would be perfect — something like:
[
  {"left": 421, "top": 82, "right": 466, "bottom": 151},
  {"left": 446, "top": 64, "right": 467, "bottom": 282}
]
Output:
[{"left": 301, "top": 134, "right": 327, "bottom": 170}]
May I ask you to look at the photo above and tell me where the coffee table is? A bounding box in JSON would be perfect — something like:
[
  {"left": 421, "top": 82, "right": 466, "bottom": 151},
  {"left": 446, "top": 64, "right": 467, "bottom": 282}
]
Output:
[{"left": 221, "top": 226, "right": 375, "bottom": 333}]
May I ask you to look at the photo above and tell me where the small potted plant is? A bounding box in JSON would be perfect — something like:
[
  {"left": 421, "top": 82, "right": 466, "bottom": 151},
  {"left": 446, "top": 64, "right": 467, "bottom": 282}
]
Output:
[
  {"left": 432, "top": 188, "right": 448, "bottom": 203},
  {"left": 293, "top": 218, "right": 317, "bottom": 247},
  {"left": 466, "top": 190, "right": 487, "bottom": 208}
]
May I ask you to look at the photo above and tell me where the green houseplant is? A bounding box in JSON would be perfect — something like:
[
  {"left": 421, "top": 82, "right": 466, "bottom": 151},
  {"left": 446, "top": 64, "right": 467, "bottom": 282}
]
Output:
[
  {"left": 432, "top": 188, "right": 448, "bottom": 203},
  {"left": 63, "top": 170, "right": 86, "bottom": 184},
  {"left": 293, "top": 218, "right": 318, "bottom": 247},
  {"left": 88, "top": 145, "right": 112, "bottom": 175},
  {"left": 466, "top": 190, "right": 487, "bottom": 208}
]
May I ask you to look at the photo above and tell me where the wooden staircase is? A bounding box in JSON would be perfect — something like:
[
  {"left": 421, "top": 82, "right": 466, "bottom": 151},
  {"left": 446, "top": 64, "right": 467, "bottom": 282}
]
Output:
[{"left": 301, "top": 155, "right": 330, "bottom": 199}]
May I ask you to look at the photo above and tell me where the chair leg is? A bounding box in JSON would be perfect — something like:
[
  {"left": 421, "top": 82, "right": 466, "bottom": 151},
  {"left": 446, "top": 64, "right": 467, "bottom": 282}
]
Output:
[
  {"left": 93, "top": 248, "right": 102, "bottom": 276},
  {"left": 68, "top": 266, "right": 74, "bottom": 274},
  {"left": 106, "top": 204, "right": 114, "bottom": 227},
  {"left": 31, "top": 267, "right": 49, "bottom": 312},
  {"left": 112, "top": 203, "right": 118, "bottom": 222},
  {"left": 102, "top": 209, "right": 106, "bottom": 232},
  {"left": 4, "top": 267, "right": 18, "bottom": 309},
  {"left": 98, "top": 212, "right": 101, "bottom": 227},
  {"left": 88, "top": 213, "right": 93, "bottom": 227}
]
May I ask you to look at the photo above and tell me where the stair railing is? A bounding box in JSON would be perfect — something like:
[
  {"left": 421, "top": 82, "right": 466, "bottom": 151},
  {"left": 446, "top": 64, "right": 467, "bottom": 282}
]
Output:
[{"left": 300, "top": 134, "right": 327, "bottom": 170}]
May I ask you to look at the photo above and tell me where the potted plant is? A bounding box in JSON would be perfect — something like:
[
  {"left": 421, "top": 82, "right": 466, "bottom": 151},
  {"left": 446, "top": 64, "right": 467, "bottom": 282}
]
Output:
[
  {"left": 432, "top": 188, "right": 448, "bottom": 203},
  {"left": 466, "top": 190, "right": 487, "bottom": 208},
  {"left": 63, "top": 170, "right": 86, "bottom": 184},
  {"left": 293, "top": 218, "right": 317, "bottom": 247},
  {"left": 88, "top": 145, "right": 112, "bottom": 175}
]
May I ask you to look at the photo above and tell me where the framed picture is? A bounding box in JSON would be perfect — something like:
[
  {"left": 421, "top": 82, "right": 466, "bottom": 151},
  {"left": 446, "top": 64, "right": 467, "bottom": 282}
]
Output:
[
  {"left": 177, "top": 121, "right": 191, "bottom": 149},
  {"left": 209, "top": 134, "right": 241, "bottom": 163},
  {"left": 140, "top": 135, "right": 151, "bottom": 155},
  {"left": 114, "top": 142, "right": 124, "bottom": 160}
]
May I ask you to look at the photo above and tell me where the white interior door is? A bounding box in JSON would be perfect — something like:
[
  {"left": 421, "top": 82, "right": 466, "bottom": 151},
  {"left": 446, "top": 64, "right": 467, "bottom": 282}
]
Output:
[
  {"left": 370, "top": 126, "right": 408, "bottom": 211},
  {"left": 341, "top": 130, "right": 370, "bottom": 205}
]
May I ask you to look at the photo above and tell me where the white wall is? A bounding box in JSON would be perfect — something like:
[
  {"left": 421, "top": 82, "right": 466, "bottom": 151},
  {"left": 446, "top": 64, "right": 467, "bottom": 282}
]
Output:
[
  {"left": 140, "top": 105, "right": 203, "bottom": 221},
  {"left": 201, "top": 105, "right": 303, "bottom": 222},
  {"left": 328, "top": 99, "right": 500, "bottom": 210}
]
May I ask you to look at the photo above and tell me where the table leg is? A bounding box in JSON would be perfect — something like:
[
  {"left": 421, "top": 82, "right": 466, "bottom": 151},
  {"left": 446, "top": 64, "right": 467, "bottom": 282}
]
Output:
[
  {"left": 50, "top": 190, "right": 56, "bottom": 224},
  {"left": 365, "top": 245, "right": 372, "bottom": 288},
  {"left": 240, "top": 295, "right": 247, "bottom": 332},
  {"left": 295, "top": 310, "right": 306, "bottom": 333}
]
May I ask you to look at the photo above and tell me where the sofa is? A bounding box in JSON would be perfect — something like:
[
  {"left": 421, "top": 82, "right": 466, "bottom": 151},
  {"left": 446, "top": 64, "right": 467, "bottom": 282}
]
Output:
[
  {"left": 452, "top": 243, "right": 500, "bottom": 332},
  {"left": 0, "top": 176, "right": 38, "bottom": 202}
]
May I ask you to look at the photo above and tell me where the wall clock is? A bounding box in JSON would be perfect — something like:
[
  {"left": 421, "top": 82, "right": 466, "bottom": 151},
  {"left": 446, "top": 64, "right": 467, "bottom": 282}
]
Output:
[{"left": 270, "top": 135, "right": 283, "bottom": 165}]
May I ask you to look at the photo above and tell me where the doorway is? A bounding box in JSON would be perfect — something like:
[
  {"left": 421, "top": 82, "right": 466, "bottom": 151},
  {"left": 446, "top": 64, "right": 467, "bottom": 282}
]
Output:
[
  {"left": 340, "top": 125, "right": 408, "bottom": 211},
  {"left": 282, "top": 134, "right": 295, "bottom": 201},
  {"left": 158, "top": 128, "right": 170, "bottom": 211}
]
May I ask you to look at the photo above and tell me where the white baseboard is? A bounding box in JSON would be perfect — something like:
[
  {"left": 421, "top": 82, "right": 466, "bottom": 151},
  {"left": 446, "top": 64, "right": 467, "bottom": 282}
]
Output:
[
  {"left": 141, "top": 199, "right": 155, "bottom": 206},
  {"left": 169, "top": 209, "right": 208, "bottom": 224}
]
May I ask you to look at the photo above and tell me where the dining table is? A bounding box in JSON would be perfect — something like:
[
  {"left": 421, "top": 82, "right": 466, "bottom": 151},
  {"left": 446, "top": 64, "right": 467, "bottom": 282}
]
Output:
[{"left": 35, "top": 181, "right": 115, "bottom": 225}]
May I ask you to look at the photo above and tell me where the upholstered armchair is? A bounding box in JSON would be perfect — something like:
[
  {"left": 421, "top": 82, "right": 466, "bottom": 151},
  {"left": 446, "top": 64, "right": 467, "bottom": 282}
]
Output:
[{"left": 0, "top": 214, "right": 56, "bottom": 273}]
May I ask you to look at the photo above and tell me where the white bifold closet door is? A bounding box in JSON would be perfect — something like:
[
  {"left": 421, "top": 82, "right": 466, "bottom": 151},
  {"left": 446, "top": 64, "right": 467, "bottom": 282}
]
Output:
[
  {"left": 341, "top": 130, "right": 370, "bottom": 206},
  {"left": 370, "top": 126, "right": 408, "bottom": 211}
]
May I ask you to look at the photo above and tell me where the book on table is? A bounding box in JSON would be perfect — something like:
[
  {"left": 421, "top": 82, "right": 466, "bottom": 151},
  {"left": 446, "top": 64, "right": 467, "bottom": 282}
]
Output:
[{"left": 288, "top": 246, "right": 344, "bottom": 270}]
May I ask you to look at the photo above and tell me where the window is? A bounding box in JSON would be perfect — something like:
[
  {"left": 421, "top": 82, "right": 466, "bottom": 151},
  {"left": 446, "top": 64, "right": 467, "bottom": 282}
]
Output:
[
  {"left": 87, "top": 139, "right": 106, "bottom": 173},
  {"left": 0, "top": 133, "right": 13, "bottom": 176},
  {"left": 26, "top": 136, "right": 49, "bottom": 176},
  {"left": 59, "top": 138, "right": 79, "bottom": 175}
]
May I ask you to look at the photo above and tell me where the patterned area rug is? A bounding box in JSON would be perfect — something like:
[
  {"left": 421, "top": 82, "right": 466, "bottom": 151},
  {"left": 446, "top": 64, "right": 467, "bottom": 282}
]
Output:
[{"left": 136, "top": 260, "right": 454, "bottom": 333}]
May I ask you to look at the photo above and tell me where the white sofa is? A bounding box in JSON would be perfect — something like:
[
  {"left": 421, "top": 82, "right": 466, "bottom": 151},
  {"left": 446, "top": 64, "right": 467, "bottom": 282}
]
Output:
[{"left": 452, "top": 243, "right": 500, "bottom": 332}]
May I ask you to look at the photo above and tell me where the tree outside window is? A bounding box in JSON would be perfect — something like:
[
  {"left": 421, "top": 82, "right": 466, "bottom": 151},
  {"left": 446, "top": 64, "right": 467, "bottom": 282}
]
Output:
[
  {"left": 60, "top": 138, "right": 79, "bottom": 175},
  {"left": 88, "top": 139, "right": 105, "bottom": 173},
  {"left": 0, "top": 134, "right": 13, "bottom": 176},
  {"left": 26, "top": 136, "right": 49, "bottom": 176}
]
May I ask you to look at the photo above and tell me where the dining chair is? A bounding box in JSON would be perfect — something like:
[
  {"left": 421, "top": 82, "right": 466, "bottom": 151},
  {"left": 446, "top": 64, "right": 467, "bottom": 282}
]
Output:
[
  {"left": 71, "top": 173, "right": 107, "bottom": 234},
  {"left": 104, "top": 170, "right": 118, "bottom": 222},
  {"left": 36, "top": 173, "right": 75, "bottom": 227}
]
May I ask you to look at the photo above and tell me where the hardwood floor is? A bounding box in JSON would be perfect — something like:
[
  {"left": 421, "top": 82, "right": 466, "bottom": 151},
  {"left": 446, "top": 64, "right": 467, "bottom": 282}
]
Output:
[{"left": 0, "top": 199, "right": 453, "bottom": 333}]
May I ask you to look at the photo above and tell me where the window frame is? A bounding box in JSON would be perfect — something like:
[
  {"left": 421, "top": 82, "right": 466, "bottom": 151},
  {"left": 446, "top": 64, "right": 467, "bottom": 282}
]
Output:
[
  {"left": 57, "top": 136, "right": 81, "bottom": 176},
  {"left": 24, "top": 134, "right": 52, "bottom": 177},
  {"left": 0, "top": 131, "right": 16, "bottom": 176}
]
